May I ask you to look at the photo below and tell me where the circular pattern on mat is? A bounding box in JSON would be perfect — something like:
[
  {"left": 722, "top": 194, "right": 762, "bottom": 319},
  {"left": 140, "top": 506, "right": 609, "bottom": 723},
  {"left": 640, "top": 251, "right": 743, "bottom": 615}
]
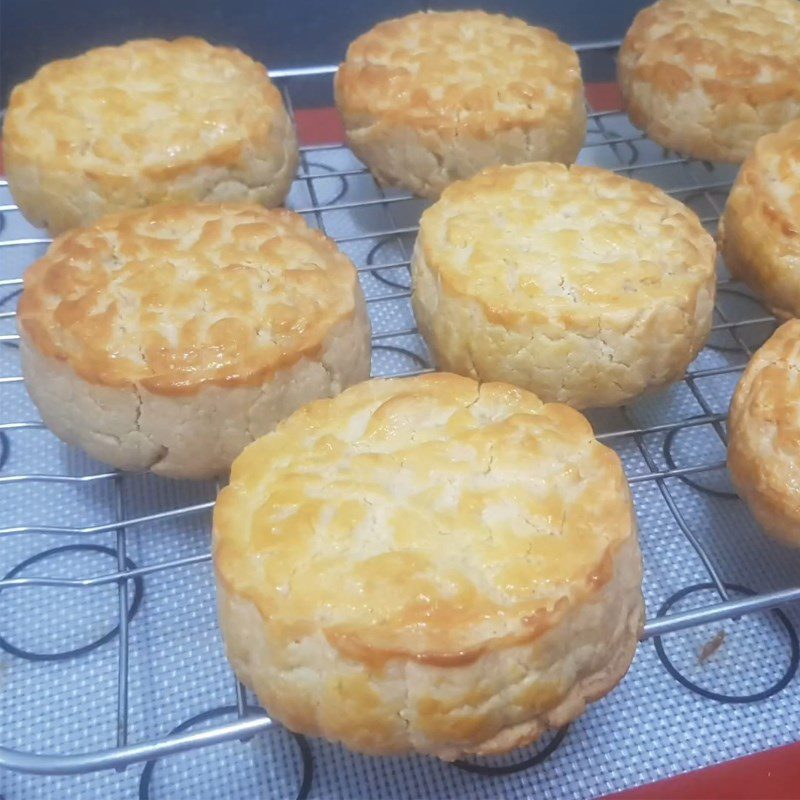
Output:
[
  {"left": 302, "top": 161, "right": 348, "bottom": 207},
  {"left": 586, "top": 119, "right": 640, "bottom": 166},
  {"left": 663, "top": 415, "right": 737, "bottom": 499},
  {"left": 138, "top": 705, "right": 313, "bottom": 800},
  {"left": 706, "top": 287, "right": 776, "bottom": 355},
  {"left": 0, "top": 288, "right": 22, "bottom": 350},
  {"left": 653, "top": 583, "right": 799, "bottom": 703},
  {"left": 0, "top": 544, "right": 143, "bottom": 661},
  {"left": 370, "top": 344, "right": 431, "bottom": 380},
  {"left": 367, "top": 236, "right": 413, "bottom": 290},
  {"left": 0, "top": 432, "right": 9, "bottom": 472},
  {"left": 452, "top": 726, "right": 569, "bottom": 776}
]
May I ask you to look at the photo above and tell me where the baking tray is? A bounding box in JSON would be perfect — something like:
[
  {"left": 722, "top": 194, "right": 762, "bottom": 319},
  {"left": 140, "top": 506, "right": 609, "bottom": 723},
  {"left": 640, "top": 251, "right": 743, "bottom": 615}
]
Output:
[{"left": 2, "top": 40, "right": 800, "bottom": 800}]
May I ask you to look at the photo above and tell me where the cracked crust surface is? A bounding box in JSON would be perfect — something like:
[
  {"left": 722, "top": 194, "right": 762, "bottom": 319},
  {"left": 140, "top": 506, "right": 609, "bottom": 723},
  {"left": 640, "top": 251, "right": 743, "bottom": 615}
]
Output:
[
  {"left": 728, "top": 320, "right": 800, "bottom": 546},
  {"left": 17, "top": 204, "right": 371, "bottom": 478},
  {"left": 335, "top": 10, "right": 585, "bottom": 199},
  {"left": 3, "top": 37, "right": 298, "bottom": 234},
  {"left": 619, "top": 0, "right": 800, "bottom": 162},
  {"left": 719, "top": 118, "right": 800, "bottom": 318},
  {"left": 411, "top": 163, "right": 716, "bottom": 409},
  {"left": 214, "top": 373, "right": 644, "bottom": 758}
]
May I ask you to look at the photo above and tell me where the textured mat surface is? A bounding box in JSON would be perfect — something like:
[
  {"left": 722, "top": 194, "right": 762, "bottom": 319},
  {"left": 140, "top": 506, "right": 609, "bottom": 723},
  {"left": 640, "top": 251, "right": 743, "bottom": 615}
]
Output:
[{"left": 1, "top": 98, "right": 798, "bottom": 800}]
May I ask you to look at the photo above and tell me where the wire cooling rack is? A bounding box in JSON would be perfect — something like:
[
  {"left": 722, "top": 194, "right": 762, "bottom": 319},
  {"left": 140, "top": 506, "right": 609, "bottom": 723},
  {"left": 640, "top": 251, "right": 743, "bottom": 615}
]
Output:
[{"left": 2, "top": 40, "right": 800, "bottom": 800}]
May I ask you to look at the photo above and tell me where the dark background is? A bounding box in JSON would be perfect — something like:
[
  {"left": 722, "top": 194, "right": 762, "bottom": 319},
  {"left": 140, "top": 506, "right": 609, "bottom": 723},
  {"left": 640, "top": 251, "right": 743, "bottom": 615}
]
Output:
[{"left": 2, "top": 0, "right": 651, "bottom": 107}]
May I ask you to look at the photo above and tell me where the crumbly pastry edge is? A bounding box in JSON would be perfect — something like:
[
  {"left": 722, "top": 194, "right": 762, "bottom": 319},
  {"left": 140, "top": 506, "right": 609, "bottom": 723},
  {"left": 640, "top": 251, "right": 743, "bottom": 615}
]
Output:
[
  {"left": 16, "top": 204, "right": 362, "bottom": 396},
  {"left": 337, "top": 96, "right": 586, "bottom": 200},
  {"left": 18, "top": 294, "right": 371, "bottom": 479},
  {"left": 215, "top": 519, "right": 643, "bottom": 759},
  {"left": 4, "top": 112, "right": 299, "bottom": 235},
  {"left": 411, "top": 223, "right": 716, "bottom": 409},
  {"left": 212, "top": 373, "right": 644, "bottom": 756},
  {"left": 718, "top": 126, "right": 800, "bottom": 319},
  {"left": 728, "top": 319, "right": 800, "bottom": 546},
  {"left": 617, "top": 2, "right": 800, "bottom": 163},
  {"left": 3, "top": 38, "right": 300, "bottom": 233}
]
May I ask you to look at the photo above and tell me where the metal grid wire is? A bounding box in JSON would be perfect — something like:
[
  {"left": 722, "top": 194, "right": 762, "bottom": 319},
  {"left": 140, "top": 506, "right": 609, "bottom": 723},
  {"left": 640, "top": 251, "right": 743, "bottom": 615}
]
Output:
[{"left": 1, "top": 39, "right": 799, "bottom": 780}]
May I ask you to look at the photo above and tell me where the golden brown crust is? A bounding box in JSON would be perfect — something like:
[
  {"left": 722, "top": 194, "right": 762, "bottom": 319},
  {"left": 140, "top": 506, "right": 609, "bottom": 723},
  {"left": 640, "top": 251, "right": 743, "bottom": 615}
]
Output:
[
  {"left": 728, "top": 320, "right": 800, "bottom": 546},
  {"left": 18, "top": 204, "right": 362, "bottom": 396},
  {"left": 215, "top": 373, "right": 634, "bottom": 659},
  {"left": 411, "top": 162, "right": 717, "bottom": 408},
  {"left": 719, "top": 119, "right": 800, "bottom": 317},
  {"left": 214, "top": 374, "right": 643, "bottom": 757},
  {"left": 619, "top": 0, "right": 800, "bottom": 162},
  {"left": 417, "top": 162, "right": 714, "bottom": 325},
  {"left": 337, "top": 11, "right": 582, "bottom": 133},
  {"left": 3, "top": 38, "right": 298, "bottom": 232},
  {"left": 335, "top": 11, "right": 586, "bottom": 198}
]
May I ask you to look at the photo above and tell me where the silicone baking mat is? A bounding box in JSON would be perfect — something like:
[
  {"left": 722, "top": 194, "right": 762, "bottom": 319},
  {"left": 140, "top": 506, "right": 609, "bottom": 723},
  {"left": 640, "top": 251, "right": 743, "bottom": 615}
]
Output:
[{"left": 1, "top": 47, "right": 799, "bottom": 799}]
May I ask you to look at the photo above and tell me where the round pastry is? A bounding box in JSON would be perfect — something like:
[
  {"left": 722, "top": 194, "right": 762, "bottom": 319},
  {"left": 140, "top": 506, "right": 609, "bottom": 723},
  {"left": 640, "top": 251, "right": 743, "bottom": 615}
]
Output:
[
  {"left": 728, "top": 320, "right": 800, "bottom": 547},
  {"left": 17, "top": 204, "right": 371, "bottom": 480},
  {"left": 335, "top": 10, "right": 586, "bottom": 199},
  {"left": 719, "top": 119, "right": 800, "bottom": 318},
  {"left": 619, "top": 0, "right": 800, "bottom": 163},
  {"left": 411, "top": 163, "right": 716, "bottom": 409},
  {"left": 214, "top": 373, "right": 644, "bottom": 759},
  {"left": 3, "top": 37, "right": 299, "bottom": 234}
]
